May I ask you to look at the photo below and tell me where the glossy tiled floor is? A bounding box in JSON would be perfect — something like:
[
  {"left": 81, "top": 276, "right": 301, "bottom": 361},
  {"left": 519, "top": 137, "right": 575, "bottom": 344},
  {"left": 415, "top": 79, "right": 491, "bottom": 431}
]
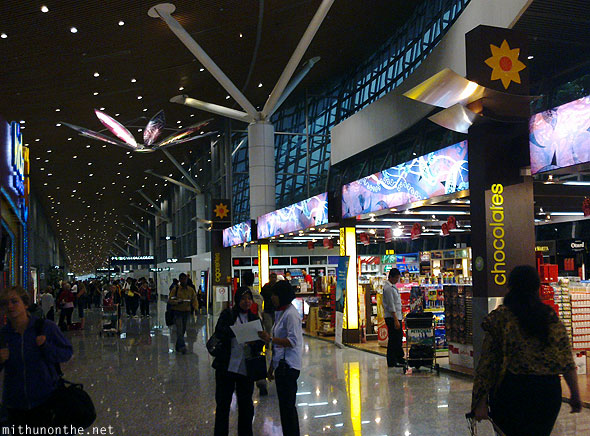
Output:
[{"left": 51, "top": 303, "right": 590, "bottom": 436}]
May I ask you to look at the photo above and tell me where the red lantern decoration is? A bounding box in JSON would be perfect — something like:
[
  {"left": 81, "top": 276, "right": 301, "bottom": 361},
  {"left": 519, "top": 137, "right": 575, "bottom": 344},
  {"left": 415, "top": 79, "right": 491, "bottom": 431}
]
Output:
[
  {"left": 441, "top": 223, "right": 449, "bottom": 236},
  {"left": 307, "top": 241, "right": 315, "bottom": 250},
  {"left": 411, "top": 223, "right": 421, "bottom": 240},
  {"left": 447, "top": 215, "right": 457, "bottom": 230},
  {"left": 384, "top": 228, "right": 393, "bottom": 243},
  {"left": 323, "top": 238, "right": 334, "bottom": 249},
  {"left": 583, "top": 198, "right": 590, "bottom": 217},
  {"left": 359, "top": 232, "right": 370, "bottom": 245}
]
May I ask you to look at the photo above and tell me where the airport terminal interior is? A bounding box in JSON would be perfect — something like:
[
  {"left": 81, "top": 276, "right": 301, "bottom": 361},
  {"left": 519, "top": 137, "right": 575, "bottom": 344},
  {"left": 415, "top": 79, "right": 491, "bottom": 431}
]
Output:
[{"left": 2, "top": 0, "right": 590, "bottom": 435}]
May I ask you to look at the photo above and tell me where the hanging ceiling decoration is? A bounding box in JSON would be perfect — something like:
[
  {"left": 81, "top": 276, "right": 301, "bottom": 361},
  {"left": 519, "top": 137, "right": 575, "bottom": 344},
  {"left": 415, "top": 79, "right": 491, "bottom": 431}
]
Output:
[{"left": 62, "top": 109, "right": 213, "bottom": 152}]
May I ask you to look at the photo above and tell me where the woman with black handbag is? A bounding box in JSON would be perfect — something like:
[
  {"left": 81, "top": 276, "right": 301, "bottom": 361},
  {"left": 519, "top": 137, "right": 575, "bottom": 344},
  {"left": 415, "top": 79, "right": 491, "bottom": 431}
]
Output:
[
  {"left": 0, "top": 286, "right": 73, "bottom": 427},
  {"left": 212, "top": 286, "right": 264, "bottom": 436}
]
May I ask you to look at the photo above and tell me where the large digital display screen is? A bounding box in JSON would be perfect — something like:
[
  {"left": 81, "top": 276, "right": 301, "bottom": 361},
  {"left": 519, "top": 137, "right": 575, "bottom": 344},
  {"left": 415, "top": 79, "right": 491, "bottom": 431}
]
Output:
[
  {"left": 529, "top": 95, "right": 590, "bottom": 175},
  {"left": 222, "top": 221, "right": 252, "bottom": 247},
  {"left": 257, "top": 192, "right": 329, "bottom": 239},
  {"left": 342, "top": 141, "right": 468, "bottom": 218}
]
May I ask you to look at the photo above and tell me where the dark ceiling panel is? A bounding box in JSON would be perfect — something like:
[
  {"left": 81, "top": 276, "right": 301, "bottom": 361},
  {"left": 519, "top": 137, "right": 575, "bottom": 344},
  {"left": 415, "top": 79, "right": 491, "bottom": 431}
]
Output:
[{"left": 0, "top": 0, "right": 420, "bottom": 273}]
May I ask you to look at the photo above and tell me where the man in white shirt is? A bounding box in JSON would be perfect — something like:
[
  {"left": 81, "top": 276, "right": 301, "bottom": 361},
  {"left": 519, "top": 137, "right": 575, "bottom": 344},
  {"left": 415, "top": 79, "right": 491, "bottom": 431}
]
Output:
[
  {"left": 40, "top": 288, "right": 55, "bottom": 321},
  {"left": 382, "top": 268, "right": 405, "bottom": 367}
]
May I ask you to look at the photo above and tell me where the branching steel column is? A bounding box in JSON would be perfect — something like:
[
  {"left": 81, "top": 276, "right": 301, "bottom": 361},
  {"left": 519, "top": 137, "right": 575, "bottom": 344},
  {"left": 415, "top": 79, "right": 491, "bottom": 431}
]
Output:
[
  {"left": 144, "top": 169, "right": 200, "bottom": 194},
  {"left": 161, "top": 148, "right": 202, "bottom": 193}
]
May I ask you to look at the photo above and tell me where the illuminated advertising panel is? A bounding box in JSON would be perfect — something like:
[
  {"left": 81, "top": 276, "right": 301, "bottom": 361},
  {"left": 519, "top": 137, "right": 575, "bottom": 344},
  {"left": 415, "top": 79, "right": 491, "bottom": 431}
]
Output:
[
  {"left": 529, "top": 95, "right": 590, "bottom": 174},
  {"left": 257, "top": 192, "right": 329, "bottom": 239},
  {"left": 342, "top": 141, "right": 468, "bottom": 218},
  {"left": 222, "top": 221, "right": 252, "bottom": 247}
]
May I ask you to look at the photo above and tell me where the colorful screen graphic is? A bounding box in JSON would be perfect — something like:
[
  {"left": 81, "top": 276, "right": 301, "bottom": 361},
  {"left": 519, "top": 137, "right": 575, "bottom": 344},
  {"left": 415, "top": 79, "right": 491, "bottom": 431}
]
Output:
[
  {"left": 342, "top": 141, "right": 468, "bottom": 218},
  {"left": 257, "top": 192, "right": 329, "bottom": 239},
  {"left": 529, "top": 95, "right": 590, "bottom": 174},
  {"left": 222, "top": 221, "right": 252, "bottom": 247}
]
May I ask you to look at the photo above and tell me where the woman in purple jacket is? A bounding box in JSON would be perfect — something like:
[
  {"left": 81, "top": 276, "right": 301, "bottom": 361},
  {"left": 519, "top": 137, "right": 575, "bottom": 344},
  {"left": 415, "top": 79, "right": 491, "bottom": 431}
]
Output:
[{"left": 0, "top": 286, "right": 73, "bottom": 426}]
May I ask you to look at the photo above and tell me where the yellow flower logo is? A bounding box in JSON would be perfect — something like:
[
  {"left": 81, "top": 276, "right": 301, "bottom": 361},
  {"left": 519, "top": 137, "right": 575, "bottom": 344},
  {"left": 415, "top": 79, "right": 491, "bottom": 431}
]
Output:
[
  {"left": 484, "top": 40, "right": 526, "bottom": 90},
  {"left": 214, "top": 202, "right": 229, "bottom": 220}
]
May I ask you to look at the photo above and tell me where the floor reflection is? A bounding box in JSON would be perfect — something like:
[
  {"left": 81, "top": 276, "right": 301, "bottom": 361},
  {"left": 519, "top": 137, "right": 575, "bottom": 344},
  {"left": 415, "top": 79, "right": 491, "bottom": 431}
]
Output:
[{"left": 43, "top": 303, "right": 590, "bottom": 436}]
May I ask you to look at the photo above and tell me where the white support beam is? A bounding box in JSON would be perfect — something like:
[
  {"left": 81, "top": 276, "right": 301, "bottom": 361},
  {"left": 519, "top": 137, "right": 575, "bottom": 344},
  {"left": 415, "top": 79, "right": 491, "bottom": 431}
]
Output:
[
  {"left": 112, "top": 242, "right": 129, "bottom": 255},
  {"left": 130, "top": 203, "right": 170, "bottom": 222},
  {"left": 268, "top": 56, "right": 320, "bottom": 118},
  {"left": 125, "top": 215, "right": 153, "bottom": 239},
  {"left": 160, "top": 148, "right": 202, "bottom": 193},
  {"left": 144, "top": 169, "right": 200, "bottom": 193},
  {"left": 137, "top": 189, "right": 164, "bottom": 214},
  {"left": 261, "top": 0, "right": 334, "bottom": 118},
  {"left": 148, "top": 3, "right": 259, "bottom": 120},
  {"left": 122, "top": 223, "right": 152, "bottom": 240},
  {"left": 170, "top": 95, "right": 253, "bottom": 123}
]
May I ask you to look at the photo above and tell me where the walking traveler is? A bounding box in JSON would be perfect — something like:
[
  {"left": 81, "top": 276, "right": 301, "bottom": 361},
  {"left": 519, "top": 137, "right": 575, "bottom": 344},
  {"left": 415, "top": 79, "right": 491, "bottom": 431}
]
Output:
[
  {"left": 212, "top": 286, "right": 265, "bottom": 436},
  {"left": 0, "top": 286, "right": 73, "bottom": 426},
  {"left": 258, "top": 280, "right": 303, "bottom": 436},
  {"left": 57, "top": 283, "right": 75, "bottom": 331},
  {"left": 139, "top": 280, "right": 151, "bottom": 317},
  {"left": 260, "top": 272, "right": 277, "bottom": 336},
  {"left": 40, "top": 288, "right": 55, "bottom": 321},
  {"left": 471, "top": 265, "right": 582, "bottom": 436},
  {"left": 382, "top": 268, "right": 405, "bottom": 367},
  {"left": 169, "top": 273, "right": 198, "bottom": 354}
]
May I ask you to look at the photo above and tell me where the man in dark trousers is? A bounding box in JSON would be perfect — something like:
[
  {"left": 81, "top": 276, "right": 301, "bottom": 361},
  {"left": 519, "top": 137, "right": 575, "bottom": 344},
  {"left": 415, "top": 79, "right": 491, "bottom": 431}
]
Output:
[{"left": 382, "top": 268, "right": 405, "bottom": 367}]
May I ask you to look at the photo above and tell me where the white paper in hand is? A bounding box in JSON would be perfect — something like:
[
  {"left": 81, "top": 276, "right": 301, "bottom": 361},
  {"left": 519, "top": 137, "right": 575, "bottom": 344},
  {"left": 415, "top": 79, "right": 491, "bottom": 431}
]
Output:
[{"left": 230, "top": 319, "right": 263, "bottom": 344}]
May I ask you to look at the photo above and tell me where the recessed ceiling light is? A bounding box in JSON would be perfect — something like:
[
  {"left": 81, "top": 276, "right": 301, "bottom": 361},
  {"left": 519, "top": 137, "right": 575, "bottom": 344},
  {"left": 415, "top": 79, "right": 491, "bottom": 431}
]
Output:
[
  {"left": 56, "top": 123, "right": 61, "bottom": 127},
  {"left": 89, "top": 173, "right": 93, "bottom": 177},
  {"left": 199, "top": 68, "right": 204, "bottom": 72},
  {"left": 1, "top": 33, "right": 7, "bottom": 39},
  {"left": 70, "top": 27, "right": 78, "bottom": 33},
  {"left": 93, "top": 92, "right": 99, "bottom": 96},
  {"left": 179, "top": 86, "right": 184, "bottom": 91},
  {"left": 47, "top": 173, "right": 52, "bottom": 176},
  {"left": 100, "top": 107, "right": 105, "bottom": 110},
  {"left": 19, "top": 120, "right": 25, "bottom": 124},
  {"left": 73, "top": 155, "right": 77, "bottom": 159},
  {"left": 86, "top": 145, "right": 90, "bottom": 148},
  {"left": 239, "top": 33, "right": 243, "bottom": 38},
  {"left": 137, "top": 128, "right": 142, "bottom": 132},
  {"left": 47, "top": 149, "right": 52, "bottom": 153},
  {"left": 118, "top": 20, "right": 125, "bottom": 26},
  {"left": 143, "top": 108, "right": 147, "bottom": 112},
  {"left": 225, "top": 95, "right": 230, "bottom": 99},
  {"left": 131, "top": 78, "right": 136, "bottom": 83},
  {"left": 41, "top": 5, "right": 49, "bottom": 13},
  {"left": 137, "top": 96, "right": 142, "bottom": 100},
  {"left": 258, "top": 83, "right": 263, "bottom": 88},
  {"left": 115, "top": 113, "right": 119, "bottom": 116},
  {"left": 67, "top": 137, "right": 72, "bottom": 141},
  {"left": 88, "top": 162, "right": 92, "bottom": 166}
]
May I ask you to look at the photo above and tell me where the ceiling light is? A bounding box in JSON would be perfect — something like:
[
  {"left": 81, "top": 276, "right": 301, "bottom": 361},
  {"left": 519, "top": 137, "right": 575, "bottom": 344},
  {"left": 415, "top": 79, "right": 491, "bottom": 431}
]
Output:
[
  {"left": 239, "top": 33, "right": 243, "bottom": 38},
  {"left": 179, "top": 86, "right": 184, "bottom": 91},
  {"left": 89, "top": 173, "right": 93, "bottom": 177},
  {"left": 1, "top": 33, "right": 7, "bottom": 39},
  {"left": 528, "top": 55, "right": 534, "bottom": 60},
  {"left": 131, "top": 78, "right": 136, "bottom": 83},
  {"left": 70, "top": 27, "right": 78, "bottom": 33},
  {"left": 88, "top": 162, "right": 92, "bottom": 166},
  {"left": 137, "top": 95, "right": 142, "bottom": 100},
  {"left": 93, "top": 72, "right": 100, "bottom": 77},
  {"left": 199, "top": 68, "right": 204, "bottom": 72},
  {"left": 47, "top": 149, "right": 52, "bottom": 153},
  {"left": 56, "top": 123, "right": 61, "bottom": 127},
  {"left": 143, "top": 108, "right": 147, "bottom": 112},
  {"left": 93, "top": 92, "right": 99, "bottom": 96},
  {"left": 73, "top": 155, "right": 77, "bottom": 159},
  {"left": 118, "top": 20, "right": 125, "bottom": 26},
  {"left": 563, "top": 181, "right": 590, "bottom": 186},
  {"left": 41, "top": 5, "right": 49, "bottom": 12},
  {"left": 225, "top": 95, "right": 230, "bottom": 100},
  {"left": 86, "top": 145, "right": 90, "bottom": 148},
  {"left": 258, "top": 83, "right": 263, "bottom": 88}
]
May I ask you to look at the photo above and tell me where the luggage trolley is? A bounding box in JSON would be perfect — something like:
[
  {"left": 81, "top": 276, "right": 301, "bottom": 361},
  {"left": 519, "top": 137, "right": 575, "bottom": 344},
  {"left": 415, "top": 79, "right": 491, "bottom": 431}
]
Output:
[
  {"left": 403, "top": 312, "right": 439, "bottom": 374},
  {"left": 100, "top": 296, "right": 120, "bottom": 336}
]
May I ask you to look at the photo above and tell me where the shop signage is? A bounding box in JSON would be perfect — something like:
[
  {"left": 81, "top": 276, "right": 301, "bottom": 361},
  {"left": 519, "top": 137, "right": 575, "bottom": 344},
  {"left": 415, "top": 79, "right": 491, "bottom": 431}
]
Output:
[
  {"left": 109, "top": 255, "right": 155, "bottom": 265},
  {"left": 335, "top": 257, "right": 349, "bottom": 313},
  {"left": 342, "top": 141, "right": 468, "bottom": 218},
  {"left": 166, "top": 258, "right": 178, "bottom": 263},
  {"left": 571, "top": 241, "right": 585, "bottom": 251},
  {"left": 211, "top": 229, "right": 232, "bottom": 289},
  {"left": 257, "top": 192, "right": 328, "bottom": 239},
  {"left": 530, "top": 94, "right": 590, "bottom": 175},
  {"left": 222, "top": 220, "right": 252, "bottom": 247},
  {"left": 96, "top": 267, "right": 119, "bottom": 273},
  {"left": 150, "top": 267, "right": 171, "bottom": 272},
  {"left": 489, "top": 184, "right": 506, "bottom": 285},
  {"left": 9, "top": 122, "right": 25, "bottom": 197},
  {"left": 535, "top": 240, "right": 556, "bottom": 256},
  {"left": 386, "top": 249, "right": 395, "bottom": 255}
]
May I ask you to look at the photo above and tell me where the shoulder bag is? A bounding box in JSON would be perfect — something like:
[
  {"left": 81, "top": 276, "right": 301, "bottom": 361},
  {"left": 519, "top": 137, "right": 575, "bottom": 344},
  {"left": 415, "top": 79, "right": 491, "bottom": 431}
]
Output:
[{"left": 34, "top": 319, "right": 96, "bottom": 428}]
